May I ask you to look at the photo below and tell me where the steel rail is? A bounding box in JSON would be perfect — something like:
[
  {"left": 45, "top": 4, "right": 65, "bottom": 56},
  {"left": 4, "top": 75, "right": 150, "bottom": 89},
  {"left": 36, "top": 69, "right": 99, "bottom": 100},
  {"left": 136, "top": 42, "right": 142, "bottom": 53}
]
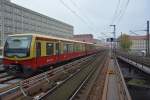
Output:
[
  {"left": 37, "top": 54, "right": 97, "bottom": 100},
  {"left": 69, "top": 52, "right": 108, "bottom": 100},
  {"left": 20, "top": 55, "right": 93, "bottom": 88},
  {"left": 38, "top": 51, "right": 107, "bottom": 100},
  {"left": 0, "top": 54, "right": 96, "bottom": 100}
]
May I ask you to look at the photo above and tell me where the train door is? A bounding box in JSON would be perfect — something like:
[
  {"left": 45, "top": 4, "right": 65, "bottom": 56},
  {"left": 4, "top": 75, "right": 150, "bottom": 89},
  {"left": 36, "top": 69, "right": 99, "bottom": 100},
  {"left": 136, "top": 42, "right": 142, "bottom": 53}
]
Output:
[
  {"left": 85, "top": 44, "right": 88, "bottom": 55},
  {"left": 56, "top": 43, "right": 59, "bottom": 55},
  {"left": 36, "top": 42, "right": 41, "bottom": 66},
  {"left": 55, "top": 42, "right": 60, "bottom": 63}
]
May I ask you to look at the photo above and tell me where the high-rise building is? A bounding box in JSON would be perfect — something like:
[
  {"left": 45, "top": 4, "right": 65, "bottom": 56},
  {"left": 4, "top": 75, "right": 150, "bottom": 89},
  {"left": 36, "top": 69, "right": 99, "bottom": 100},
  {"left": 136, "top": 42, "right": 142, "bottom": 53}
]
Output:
[{"left": 0, "top": 0, "right": 73, "bottom": 46}]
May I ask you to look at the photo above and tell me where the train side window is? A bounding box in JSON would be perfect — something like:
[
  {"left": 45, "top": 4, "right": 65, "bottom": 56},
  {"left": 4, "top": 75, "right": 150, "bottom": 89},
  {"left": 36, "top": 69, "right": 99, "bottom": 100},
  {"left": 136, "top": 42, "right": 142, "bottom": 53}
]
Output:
[
  {"left": 63, "top": 43, "right": 68, "bottom": 53},
  {"left": 78, "top": 44, "right": 80, "bottom": 51},
  {"left": 76, "top": 44, "right": 78, "bottom": 52},
  {"left": 68, "top": 44, "right": 73, "bottom": 53},
  {"left": 46, "top": 43, "right": 54, "bottom": 56},
  {"left": 82, "top": 44, "right": 85, "bottom": 51},
  {"left": 56, "top": 43, "right": 59, "bottom": 55},
  {"left": 73, "top": 44, "right": 76, "bottom": 52},
  {"left": 80, "top": 44, "right": 82, "bottom": 51},
  {"left": 36, "top": 42, "right": 41, "bottom": 57}
]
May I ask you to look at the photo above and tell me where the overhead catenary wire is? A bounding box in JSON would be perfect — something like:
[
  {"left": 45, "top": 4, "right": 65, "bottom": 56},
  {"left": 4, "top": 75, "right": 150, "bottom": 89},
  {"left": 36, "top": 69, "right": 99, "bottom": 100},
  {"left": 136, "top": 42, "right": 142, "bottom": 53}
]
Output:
[
  {"left": 110, "top": 0, "right": 130, "bottom": 25},
  {"left": 110, "top": 0, "right": 121, "bottom": 25},
  {"left": 70, "top": 0, "right": 112, "bottom": 38},
  {"left": 59, "top": 0, "right": 88, "bottom": 26},
  {"left": 105, "top": 0, "right": 122, "bottom": 37},
  {"left": 116, "top": 0, "right": 130, "bottom": 25},
  {"left": 129, "top": 30, "right": 139, "bottom": 35},
  {"left": 59, "top": 0, "right": 109, "bottom": 39},
  {"left": 114, "top": 0, "right": 125, "bottom": 24},
  {"left": 59, "top": 0, "right": 95, "bottom": 32},
  {"left": 70, "top": 0, "right": 95, "bottom": 26},
  {"left": 108, "top": 0, "right": 130, "bottom": 38}
]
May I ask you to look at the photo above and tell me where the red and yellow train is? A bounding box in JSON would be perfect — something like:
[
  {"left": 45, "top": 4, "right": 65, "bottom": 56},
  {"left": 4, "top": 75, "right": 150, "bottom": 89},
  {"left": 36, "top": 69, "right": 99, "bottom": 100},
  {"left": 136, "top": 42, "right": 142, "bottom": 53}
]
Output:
[{"left": 3, "top": 34, "right": 100, "bottom": 76}]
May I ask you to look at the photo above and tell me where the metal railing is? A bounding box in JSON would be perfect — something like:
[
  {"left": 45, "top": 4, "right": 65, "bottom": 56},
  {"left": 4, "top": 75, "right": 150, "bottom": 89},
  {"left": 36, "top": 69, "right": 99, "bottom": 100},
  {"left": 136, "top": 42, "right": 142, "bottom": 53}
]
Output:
[{"left": 114, "top": 58, "right": 132, "bottom": 100}]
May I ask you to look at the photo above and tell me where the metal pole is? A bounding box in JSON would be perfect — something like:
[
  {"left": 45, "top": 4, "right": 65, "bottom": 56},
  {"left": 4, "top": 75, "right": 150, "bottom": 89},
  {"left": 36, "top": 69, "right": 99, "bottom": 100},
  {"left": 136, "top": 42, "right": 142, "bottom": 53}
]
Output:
[
  {"left": 147, "top": 21, "right": 149, "bottom": 57},
  {"left": 0, "top": 0, "right": 2, "bottom": 47},
  {"left": 114, "top": 25, "right": 116, "bottom": 53},
  {"left": 110, "top": 25, "right": 116, "bottom": 39},
  {"left": 114, "top": 25, "right": 116, "bottom": 39},
  {"left": 120, "top": 32, "right": 122, "bottom": 51},
  {"left": 110, "top": 25, "right": 116, "bottom": 54}
]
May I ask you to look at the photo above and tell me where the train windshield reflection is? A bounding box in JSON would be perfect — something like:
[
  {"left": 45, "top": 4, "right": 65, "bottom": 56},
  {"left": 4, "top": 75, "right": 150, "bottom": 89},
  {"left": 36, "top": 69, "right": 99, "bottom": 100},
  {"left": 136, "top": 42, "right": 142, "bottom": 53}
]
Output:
[{"left": 4, "top": 36, "right": 32, "bottom": 57}]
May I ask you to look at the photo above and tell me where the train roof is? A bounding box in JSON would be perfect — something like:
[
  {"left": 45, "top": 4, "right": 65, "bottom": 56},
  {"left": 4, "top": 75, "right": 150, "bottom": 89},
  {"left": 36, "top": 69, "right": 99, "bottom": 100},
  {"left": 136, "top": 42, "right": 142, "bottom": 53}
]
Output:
[{"left": 9, "top": 33, "right": 94, "bottom": 45}]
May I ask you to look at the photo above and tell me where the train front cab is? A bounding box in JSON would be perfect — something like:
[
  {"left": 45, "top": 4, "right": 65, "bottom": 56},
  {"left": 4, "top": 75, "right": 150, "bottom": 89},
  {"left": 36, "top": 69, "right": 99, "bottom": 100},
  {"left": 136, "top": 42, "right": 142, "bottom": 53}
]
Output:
[{"left": 3, "top": 35, "right": 36, "bottom": 75}]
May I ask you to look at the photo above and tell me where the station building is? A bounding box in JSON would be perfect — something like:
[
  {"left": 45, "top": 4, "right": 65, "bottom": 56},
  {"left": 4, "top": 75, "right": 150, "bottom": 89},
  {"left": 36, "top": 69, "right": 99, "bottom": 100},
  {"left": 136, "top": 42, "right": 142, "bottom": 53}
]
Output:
[{"left": 0, "top": 0, "right": 73, "bottom": 46}]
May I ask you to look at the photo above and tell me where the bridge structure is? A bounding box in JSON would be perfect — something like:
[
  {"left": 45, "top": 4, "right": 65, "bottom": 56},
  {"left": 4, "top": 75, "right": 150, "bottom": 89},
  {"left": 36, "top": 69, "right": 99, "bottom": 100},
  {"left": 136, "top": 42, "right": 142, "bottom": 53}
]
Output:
[{"left": 1, "top": 50, "right": 150, "bottom": 100}]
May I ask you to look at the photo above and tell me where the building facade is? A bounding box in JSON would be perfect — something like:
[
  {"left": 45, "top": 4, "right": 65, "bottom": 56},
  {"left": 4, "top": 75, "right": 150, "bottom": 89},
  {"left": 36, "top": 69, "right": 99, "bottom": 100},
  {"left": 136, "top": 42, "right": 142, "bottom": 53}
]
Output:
[
  {"left": 0, "top": 0, "right": 73, "bottom": 46},
  {"left": 73, "top": 34, "right": 95, "bottom": 43},
  {"left": 73, "top": 34, "right": 105, "bottom": 46},
  {"left": 117, "top": 35, "right": 150, "bottom": 52},
  {"left": 129, "top": 35, "right": 147, "bottom": 52}
]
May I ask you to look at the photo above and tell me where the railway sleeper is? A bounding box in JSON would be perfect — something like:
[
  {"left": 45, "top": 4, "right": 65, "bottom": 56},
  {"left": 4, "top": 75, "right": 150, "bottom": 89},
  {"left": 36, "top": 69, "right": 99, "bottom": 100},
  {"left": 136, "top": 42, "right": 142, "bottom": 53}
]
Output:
[
  {"left": 38, "top": 52, "right": 107, "bottom": 100},
  {"left": 0, "top": 53, "right": 99, "bottom": 100},
  {"left": 71, "top": 53, "right": 109, "bottom": 100}
]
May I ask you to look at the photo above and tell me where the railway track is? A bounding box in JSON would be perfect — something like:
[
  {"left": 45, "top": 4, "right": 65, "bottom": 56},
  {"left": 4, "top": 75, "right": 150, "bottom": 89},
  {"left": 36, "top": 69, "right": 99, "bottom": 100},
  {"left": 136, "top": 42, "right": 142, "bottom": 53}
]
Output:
[
  {"left": 0, "top": 72, "right": 23, "bottom": 93},
  {"left": 38, "top": 50, "right": 109, "bottom": 100},
  {"left": 69, "top": 51, "right": 109, "bottom": 100},
  {"left": 0, "top": 51, "right": 103, "bottom": 100},
  {"left": 0, "top": 75, "right": 16, "bottom": 83},
  {"left": 0, "top": 73, "right": 8, "bottom": 78},
  {"left": 0, "top": 71, "right": 24, "bottom": 85},
  {"left": 0, "top": 55, "right": 86, "bottom": 93},
  {"left": 0, "top": 72, "right": 21, "bottom": 84},
  {"left": 0, "top": 65, "right": 5, "bottom": 73}
]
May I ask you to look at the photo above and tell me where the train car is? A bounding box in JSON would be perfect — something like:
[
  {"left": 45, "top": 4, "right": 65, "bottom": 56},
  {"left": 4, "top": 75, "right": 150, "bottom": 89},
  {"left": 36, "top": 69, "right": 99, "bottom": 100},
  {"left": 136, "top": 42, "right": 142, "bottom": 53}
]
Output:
[
  {"left": 0, "top": 47, "right": 3, "bottom": 64},
  {"left": 0, "top": 47, "right": 3, "bottom": 55},
  {"left": 3, "top": 34, "right": 98, "bottom": 76}
]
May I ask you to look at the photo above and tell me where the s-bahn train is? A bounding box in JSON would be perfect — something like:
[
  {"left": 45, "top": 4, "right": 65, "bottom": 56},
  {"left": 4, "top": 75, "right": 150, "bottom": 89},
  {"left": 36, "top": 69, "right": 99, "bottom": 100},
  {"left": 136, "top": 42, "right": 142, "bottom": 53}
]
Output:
[{"left": 3, "top": 34, "right": 100, "bottom": 76}]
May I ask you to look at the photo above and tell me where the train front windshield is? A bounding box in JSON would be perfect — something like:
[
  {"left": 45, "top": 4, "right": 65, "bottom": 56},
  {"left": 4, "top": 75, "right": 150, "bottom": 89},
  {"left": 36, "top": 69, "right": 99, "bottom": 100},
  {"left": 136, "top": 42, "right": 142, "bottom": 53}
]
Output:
[{"left": 4, "top": 36, "right": 32, "bottom": 57}]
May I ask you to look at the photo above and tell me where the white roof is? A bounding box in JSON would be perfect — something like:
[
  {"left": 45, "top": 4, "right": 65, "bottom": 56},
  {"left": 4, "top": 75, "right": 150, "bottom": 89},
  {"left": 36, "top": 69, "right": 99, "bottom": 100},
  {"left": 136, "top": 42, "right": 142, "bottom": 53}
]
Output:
[{"left": 9, "top": 33, "right": 94, "bottom": 45}]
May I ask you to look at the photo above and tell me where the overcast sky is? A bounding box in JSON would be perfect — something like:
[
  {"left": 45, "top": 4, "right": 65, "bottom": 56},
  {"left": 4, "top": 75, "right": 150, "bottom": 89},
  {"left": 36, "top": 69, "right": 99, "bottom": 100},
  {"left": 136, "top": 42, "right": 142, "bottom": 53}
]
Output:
[{"left": 12, "top": 0, "right": 150, "bottom": 39}]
